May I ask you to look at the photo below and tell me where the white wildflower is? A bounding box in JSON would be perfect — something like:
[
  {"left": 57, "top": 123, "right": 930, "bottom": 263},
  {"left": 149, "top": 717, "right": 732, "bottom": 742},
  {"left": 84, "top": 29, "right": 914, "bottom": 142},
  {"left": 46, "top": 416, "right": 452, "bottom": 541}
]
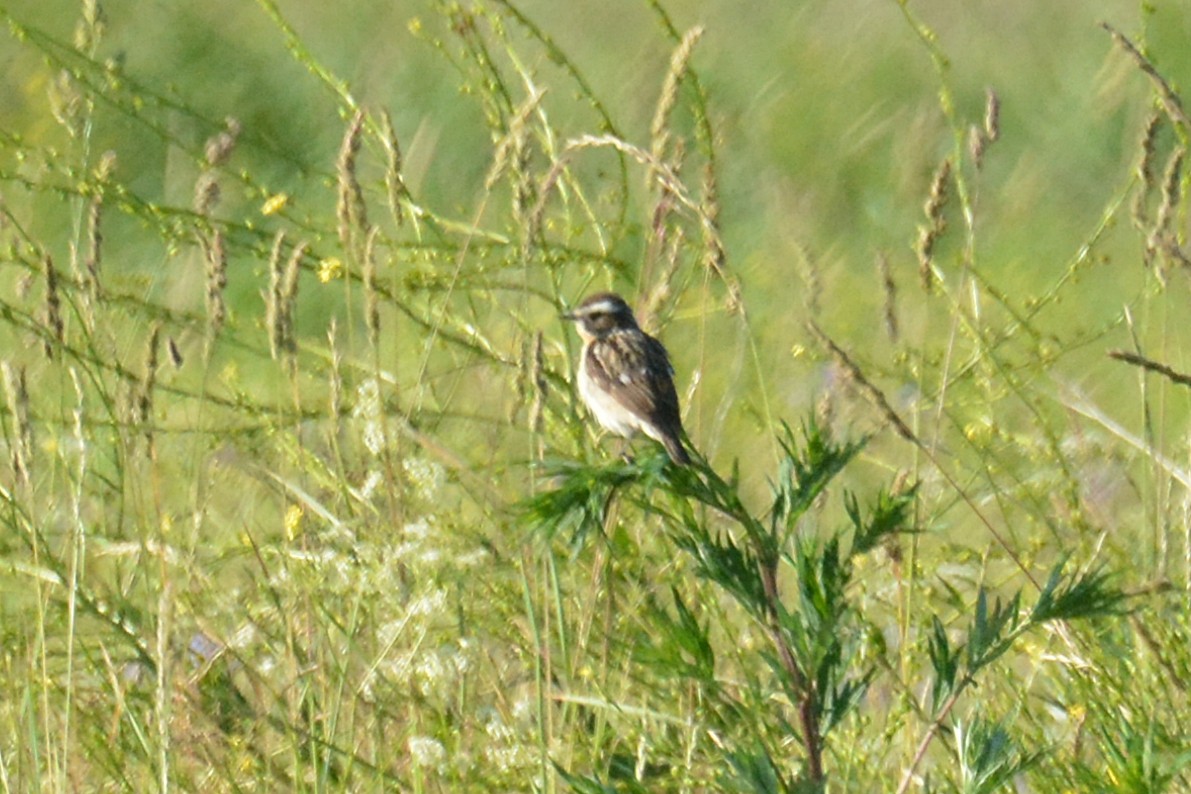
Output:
[
  {"left": 512, "top": 696, "right": 534, "bottom": 725},
  {"left": 360, "top": 469, "right": 383, "bottom": 499},
  {"left": 353, "top": 379, "right": 385, "bottom": 455},
  {"left": 452, "top": 638, "right": 473, "bottom": 674},
  {"left": 404, "top": 457, "right": 445, "bottom": 500},
  {"left": 455, "top": 548, "right": 489, "bottom": 568},
  {"left": 378, "top": 618, "right": 405, "bottom": 648},
  {"left": 408, "top": 735, "right": 446, "bottom": 771},
  {"left": 382, "top": 650, "right": 415, "bottom": 685},
  {"left": 363, "top": 422, "right": 384, "bottom": 456},
  {"left": 485, "top": 713, "right": 515, "bottom": 743},
  {"left": 408, "top": 588, "right": 446, "bottom": 618},
  {"left": 414, "top": 648, "right": 457, "bottom": 700},
  {"left": 404, "top": 517, "right": 433, "bottom": 541},
  {"left": 392, "top": 541, "right": 421, "bottom": 561},
  {"left": 229, "top": 623, "right": 257, "bottom": 649}
]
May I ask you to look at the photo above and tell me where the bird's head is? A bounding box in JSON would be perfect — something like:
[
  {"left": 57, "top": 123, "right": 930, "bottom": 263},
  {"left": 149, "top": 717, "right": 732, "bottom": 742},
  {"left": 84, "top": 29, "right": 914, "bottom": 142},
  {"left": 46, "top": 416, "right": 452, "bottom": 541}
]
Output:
[{"left": 561, "top": 292, "right": 639, "bottom": 340}]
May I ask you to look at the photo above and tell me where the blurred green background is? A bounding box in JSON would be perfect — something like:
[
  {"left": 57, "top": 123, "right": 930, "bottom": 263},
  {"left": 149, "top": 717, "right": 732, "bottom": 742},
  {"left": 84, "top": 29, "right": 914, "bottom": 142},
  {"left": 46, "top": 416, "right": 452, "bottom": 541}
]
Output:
[{"left": 3, "top": 0, "right": 1183, "bottom": 416}]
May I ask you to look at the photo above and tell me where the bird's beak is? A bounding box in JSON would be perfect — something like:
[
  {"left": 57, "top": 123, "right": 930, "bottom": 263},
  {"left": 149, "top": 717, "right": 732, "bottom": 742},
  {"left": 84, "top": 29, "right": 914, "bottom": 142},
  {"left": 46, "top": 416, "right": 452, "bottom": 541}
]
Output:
[{"left": 560, "top": 309, "right": 577, "bottom": 322}]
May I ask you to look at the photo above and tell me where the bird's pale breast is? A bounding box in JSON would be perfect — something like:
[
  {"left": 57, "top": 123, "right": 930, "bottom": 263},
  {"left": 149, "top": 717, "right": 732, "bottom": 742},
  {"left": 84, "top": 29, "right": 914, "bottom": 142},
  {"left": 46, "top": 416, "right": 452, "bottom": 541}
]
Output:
[{"left": 577, "top": 345, "right": 644, "bottom": 438}]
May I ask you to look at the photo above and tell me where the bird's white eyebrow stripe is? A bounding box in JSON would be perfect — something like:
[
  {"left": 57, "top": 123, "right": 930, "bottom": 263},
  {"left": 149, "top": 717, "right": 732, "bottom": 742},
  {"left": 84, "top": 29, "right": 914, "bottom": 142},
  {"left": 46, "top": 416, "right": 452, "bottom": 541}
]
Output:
[{"left": 583, "top": 299, "right": 622, "bottom": 314}]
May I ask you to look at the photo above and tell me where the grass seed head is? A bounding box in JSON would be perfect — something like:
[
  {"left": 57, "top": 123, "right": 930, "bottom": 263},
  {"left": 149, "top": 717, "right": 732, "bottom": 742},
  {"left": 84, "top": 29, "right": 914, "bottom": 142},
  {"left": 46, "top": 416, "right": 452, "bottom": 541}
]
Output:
[
  {"left": 699, "top": 159, "right": 729, "bottom": 284},
  {"left": 380, "top": 109, "right": 407, "bottom": 226},
  {"left": 265, "top": 232, "right": 285, "bottom": 360},
  {"left": 969, "top": 125, "right": 988, "bottom": 170},
  {"left": 363, "top": 227, "right": 380, "bottom": 347},
  {"left": 43, "top": 254, "right": 64, "bottom": 359},
  {"left": 204, "top": 229, "right": 228, "bottom": 339},
  {"left": 876, "top": 250, "right": 899, "bottom": 343},
  {"left": 193, "top": 174, "right": 220, "bottom": 217},
  {"left": 1155, "top": 146, "right": 1184, "bottom": 233},
  {"left": 528, "top": 331, "right": 547, "bottom": 434},
  {"left": 809, "top": 321, "right": 919, "bottom": 445},
  {"left": 167, "top": 337, "right": 183, "bottom": 369},
  {"left": 84, "top": 151, "right": 116, "bottom": 305},
  {"left": 328, "top": 318, "right": 343, "bottom": 436},
  {"left": 650, "top": 26, "right": 704, "bottom": 177},
  {"left": 134, "top": 324, "right": 161, "bottom": 455},
  {"left": 204, "top": 117, "right": 241, "bottom": 167},
  {"left": 917, "top": 158, "right": 952, "bottom": 291},
  {"left": 983, "top": 88, "right": 1000, "bottom": 142},
  {"left": 1131, "top": 112, "right": 1163, "bottom": 229},
  {"left": 336, "top": 109, "right": 369, "bottom": 254},
  {"left": 268, "top": 241, "right": 306, "bottom": 364},
  {"left": 2, "top": 362, "right": 32, "bottom": 486},
  {"left": 1137, "top": 112, "right": 1163, "bottom": 191}
]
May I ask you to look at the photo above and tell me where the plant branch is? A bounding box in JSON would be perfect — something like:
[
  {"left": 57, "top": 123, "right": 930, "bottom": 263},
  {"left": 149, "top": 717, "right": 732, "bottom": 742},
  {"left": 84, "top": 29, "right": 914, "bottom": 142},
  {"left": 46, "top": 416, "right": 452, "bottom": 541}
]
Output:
[
  {"left": 1108, "top": 349, "right": 1191, "bottom": 389},
  {"left": 894, "top": 679, "right": 969, "bottom": 794},
  {"left": 759, "top": 558, "right": 823, "bottom": 784}
]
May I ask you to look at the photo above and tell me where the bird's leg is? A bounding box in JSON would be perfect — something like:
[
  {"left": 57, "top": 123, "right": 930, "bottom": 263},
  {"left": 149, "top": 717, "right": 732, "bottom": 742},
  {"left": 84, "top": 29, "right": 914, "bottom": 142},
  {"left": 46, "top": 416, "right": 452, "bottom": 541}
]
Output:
[{"left": 617, "top": 436, "right": 635, "bottom": 466}]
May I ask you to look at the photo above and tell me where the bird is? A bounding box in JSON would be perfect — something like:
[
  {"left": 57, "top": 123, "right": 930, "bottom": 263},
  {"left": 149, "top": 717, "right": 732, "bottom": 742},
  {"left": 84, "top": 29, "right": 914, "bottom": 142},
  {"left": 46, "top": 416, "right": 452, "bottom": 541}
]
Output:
[{"left": 561, "top": 292, "right": 692, "bottom": 466}]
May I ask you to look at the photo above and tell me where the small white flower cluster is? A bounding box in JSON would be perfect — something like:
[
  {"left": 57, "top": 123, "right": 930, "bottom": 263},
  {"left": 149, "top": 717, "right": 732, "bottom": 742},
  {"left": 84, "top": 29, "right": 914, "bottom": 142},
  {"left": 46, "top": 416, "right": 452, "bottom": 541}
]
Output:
[
  {"left": 353, "top": 378, "right": 386, "bottom": 456},
  {"left": 482, "top": 711, "right": 535, "bottom": 774},
  {"left": 369, "top": 591, "right": 475, "bottom": 705},
  {"left": 360, "top": 469, "right": 384, "bottom": 499},
  {"left": 393, "top": 518, "right": 444, "bottom": 566},
  {"left": 407, "top": 735, "right": 447, "bottom": 772},
  {"left": 391, "top": 516, "right": 490, "bottom": 571},
  {"left": 403, "top": 456, "right": 446, "bottom": 501},
  {"left": 350, "top": 379, "right": 447, "bottom": 505},
  {"left": 407, "top": 587, "right": 448, "bottom": 619}
]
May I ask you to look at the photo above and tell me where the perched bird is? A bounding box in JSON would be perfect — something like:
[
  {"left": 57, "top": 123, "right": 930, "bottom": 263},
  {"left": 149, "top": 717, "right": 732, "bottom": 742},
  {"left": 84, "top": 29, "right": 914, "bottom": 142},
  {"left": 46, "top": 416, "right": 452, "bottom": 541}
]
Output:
[{"left": 562, "top": 292, "right": 692, "bottom": 466}]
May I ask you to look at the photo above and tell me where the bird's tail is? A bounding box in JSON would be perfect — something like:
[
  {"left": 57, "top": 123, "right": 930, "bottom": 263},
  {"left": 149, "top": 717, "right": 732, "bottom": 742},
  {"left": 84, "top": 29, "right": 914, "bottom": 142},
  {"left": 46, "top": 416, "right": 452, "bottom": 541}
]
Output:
[{"left": 662, "top": 433, "right": 692, "bottom": 467}]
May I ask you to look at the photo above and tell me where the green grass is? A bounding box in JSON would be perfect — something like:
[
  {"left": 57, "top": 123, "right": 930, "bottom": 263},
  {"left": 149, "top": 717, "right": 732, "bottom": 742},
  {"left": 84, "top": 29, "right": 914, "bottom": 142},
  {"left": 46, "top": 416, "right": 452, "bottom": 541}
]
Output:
[{"left": 1, "top": 0, "right": 1189, "bottom": 790}]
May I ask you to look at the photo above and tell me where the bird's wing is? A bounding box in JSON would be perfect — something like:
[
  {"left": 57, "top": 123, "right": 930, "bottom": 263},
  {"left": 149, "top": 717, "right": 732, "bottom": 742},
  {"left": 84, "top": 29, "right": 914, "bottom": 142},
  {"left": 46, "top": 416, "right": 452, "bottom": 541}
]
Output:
[{"left": 586, "top": 331, "right": 683, "bottom": 432}]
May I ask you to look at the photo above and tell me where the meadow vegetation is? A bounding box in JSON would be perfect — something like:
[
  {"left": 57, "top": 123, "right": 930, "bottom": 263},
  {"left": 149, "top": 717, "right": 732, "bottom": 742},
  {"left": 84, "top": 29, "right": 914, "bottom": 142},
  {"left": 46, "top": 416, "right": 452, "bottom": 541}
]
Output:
[{"left": 0, "top": 0, "right": 1189, "bottom": 790}]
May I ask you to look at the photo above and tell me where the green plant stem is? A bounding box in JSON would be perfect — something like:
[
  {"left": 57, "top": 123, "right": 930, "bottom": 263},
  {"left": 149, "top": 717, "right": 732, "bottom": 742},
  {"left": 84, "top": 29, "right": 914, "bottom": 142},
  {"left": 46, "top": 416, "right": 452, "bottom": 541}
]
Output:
[
  {"left": 759, "top": 558, "right": 823, "bottom": 784},
  {"left": 894, "top": 680, "right": 969, "bottom": 794}
]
